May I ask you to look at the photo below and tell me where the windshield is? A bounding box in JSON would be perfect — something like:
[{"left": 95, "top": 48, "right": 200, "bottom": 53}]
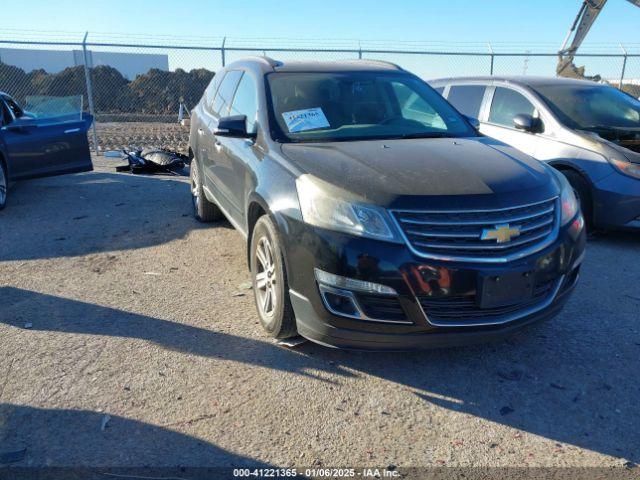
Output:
[
  {"left": 266, "top": 71, "right": 477, "bottom": 142},
  {"left": 534, "top": 83, "right": 640, "bottom": 132}
]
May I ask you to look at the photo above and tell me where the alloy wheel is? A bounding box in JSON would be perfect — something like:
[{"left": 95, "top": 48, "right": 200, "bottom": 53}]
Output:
[{"left": 255, "top": 236, "right": 278, "bottom": 320}]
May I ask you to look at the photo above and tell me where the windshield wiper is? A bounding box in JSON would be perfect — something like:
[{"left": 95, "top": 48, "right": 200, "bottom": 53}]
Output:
[
  {"left": 579, "top": 125, "right": 640, "bottom": 141},
  {"left": 396, "top": 132, "right": 455, "bottom": 139},
  {"left": 283, "top": 132, "right": 460, "bottom": 143},
  {"left": 581, "top": 125, "right": 620, "bottom": 131}
]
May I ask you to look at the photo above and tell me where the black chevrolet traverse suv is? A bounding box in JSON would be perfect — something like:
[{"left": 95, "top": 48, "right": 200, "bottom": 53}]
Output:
[{"left": 188, "top": 58, "right": 586, "bottom": 350}]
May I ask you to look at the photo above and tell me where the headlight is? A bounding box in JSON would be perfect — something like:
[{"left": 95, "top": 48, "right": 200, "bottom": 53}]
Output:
[
  {"left": 609, "top": 157, "right": 640, "bottom": 180},
  {"left": 556, "top": 172, "right": 579, "bottom": 225},
  {"left": 296, "top": 174, "right": 400, "bottom": 241}
]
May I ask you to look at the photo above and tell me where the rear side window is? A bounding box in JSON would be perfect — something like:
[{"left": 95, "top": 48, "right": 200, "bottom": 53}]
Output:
[
  {"left": 433, "top": 86, "right": 444, "bottom": 95},
  {"left": 229, "top": 73, "right": 258, "bottom": 133},
  {"left": 212, "top": 70, "right": 243, "bottom": 117},
  {"left": 488, "top": 87, "right": 535, "bottom": 127},
  {"left": 447, "top": 85, "right": 486, "bottom": 119}
]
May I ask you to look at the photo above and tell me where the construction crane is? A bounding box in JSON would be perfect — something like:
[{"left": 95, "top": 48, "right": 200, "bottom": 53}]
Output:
[{"left": 557, "top": 0, "right": 640, "bottom": 80}]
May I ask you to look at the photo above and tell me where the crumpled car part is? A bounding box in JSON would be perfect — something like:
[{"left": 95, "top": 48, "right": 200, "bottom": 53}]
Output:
[{"left": 115, "top": 148, "right": 190, "bottom": 175}]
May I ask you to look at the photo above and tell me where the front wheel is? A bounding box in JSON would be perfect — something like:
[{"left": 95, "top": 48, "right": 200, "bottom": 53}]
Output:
[
  {"left": 250, "top": 215, "right": 297, "bottom": 339},
  {"left": 0, "top": 160, "right": 7, "bottom": 211}
]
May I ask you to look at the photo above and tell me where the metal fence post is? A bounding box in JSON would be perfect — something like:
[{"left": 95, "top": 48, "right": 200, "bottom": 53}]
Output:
[
  {"left": 82, "top": 32, "right": 100, "bottom": 155},
  {"left": 619, "top": 43, "right": 628, "bottom": 91},
  {"left": 221, "top": 37, "right": 226, "bottom": 67},
  {"left": 487, "top": 42, "right": 494, "bottom": 75},
  {"left": 358, "top": 41, "right": 362, "bottom": 60}
]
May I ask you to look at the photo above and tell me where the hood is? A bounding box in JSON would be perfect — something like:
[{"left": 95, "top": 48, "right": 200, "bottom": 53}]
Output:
[
  {"left": 575, "top": 127, "right": 640, "bottom": 164},
  {"left": 280, "top": 136, "right": 558, "bottom": 209}
]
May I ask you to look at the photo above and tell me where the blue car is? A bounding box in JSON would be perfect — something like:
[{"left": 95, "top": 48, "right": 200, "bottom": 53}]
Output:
[{"left": 0, "top": 92, "right": 93, "bottom": 210}]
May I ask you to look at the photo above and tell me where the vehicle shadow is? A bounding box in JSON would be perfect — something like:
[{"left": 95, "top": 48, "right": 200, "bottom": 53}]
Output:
[
  {"left": 1, "top": 286, "right": 637, "bottom": 464},
  {"left": 312, "top": 327, "right": 639, "bottom": 464},
  {"left": 0, "top": 403, "right": 270, "bottom": 475},
  {"left": 0, "top": 170, "right": 234, "bottom": 261},
  {"left": 0, "top": 287, "right": 354, "bottom": 382}
]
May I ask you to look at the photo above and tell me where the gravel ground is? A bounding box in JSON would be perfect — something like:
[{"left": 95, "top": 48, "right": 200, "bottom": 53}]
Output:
[{"left": 0, "top": 156, "right": 639, "bottom": 476}]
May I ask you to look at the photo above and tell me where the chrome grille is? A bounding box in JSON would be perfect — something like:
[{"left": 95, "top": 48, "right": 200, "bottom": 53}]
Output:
[{"left": 391, "top": 197, "right": 559, "bottom": 262}]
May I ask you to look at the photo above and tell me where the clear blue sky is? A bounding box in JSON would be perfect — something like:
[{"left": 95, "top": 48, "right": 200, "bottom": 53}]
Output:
[
  {"left": 3, "top": 0, "right": 638, "bottom": 47},
  {"left": 1, "top": 0, "right": 638, "bottom": 79}
]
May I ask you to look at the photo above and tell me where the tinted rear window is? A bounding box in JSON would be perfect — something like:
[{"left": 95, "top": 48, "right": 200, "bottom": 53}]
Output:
[{"left": 447, "top": 85, "right": 486, "bottom": 119}]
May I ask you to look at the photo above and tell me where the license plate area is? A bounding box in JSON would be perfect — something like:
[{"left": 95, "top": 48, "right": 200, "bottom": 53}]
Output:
[{"left": 478, "top": 270, "right": 535, "bottom": 309}]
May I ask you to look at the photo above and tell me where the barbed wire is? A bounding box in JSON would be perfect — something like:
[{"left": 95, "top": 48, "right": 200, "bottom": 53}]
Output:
[{"left": 0, "top": 29, "right": 639, "bottom": 54}]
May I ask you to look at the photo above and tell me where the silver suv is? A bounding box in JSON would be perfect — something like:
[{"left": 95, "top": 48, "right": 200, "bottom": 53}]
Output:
[{"left": 430, "top": 76, "right": 640, "bottom": 230}]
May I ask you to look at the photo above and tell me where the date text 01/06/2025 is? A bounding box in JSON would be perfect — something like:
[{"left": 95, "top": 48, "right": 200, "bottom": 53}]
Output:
[{"left": 232, "top": 467, "right": 400, "bottom": 478}]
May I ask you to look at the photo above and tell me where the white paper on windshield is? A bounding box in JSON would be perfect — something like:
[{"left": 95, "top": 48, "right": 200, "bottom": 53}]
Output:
[{"left": 282, "top": 107, "right": 330, "bottom": 133}]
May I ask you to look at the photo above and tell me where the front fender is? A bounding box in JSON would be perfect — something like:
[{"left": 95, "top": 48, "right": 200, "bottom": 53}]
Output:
[
  {"left": 245, "top": 163, "right": 301, "bottom": 276},
  {"left": 548, "top": 160, "right": 597, "bottom": 188}
]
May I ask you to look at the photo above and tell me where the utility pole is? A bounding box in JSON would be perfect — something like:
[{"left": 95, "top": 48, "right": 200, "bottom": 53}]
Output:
[{"left": 82, "top": 31, "right": 100, "bottom": 155}]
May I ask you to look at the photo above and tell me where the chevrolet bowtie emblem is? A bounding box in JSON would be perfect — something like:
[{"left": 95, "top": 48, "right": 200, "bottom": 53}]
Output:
[{"left": 481, "top": 223, "right": 521, "bottom": 243}]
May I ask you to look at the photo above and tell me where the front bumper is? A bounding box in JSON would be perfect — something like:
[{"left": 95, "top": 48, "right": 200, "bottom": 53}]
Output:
[
  {"left": 593, "top": 170, "right": 640, "bottom": 230},
  {"left": 278, "top": 213, "right": 586, "bottom": 351}
]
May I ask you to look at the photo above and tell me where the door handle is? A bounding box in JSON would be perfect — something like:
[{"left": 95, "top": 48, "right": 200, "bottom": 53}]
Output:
[
  {"left": 214, "top": 140, "right": 223, "bottom": 151},
  {"left": 198, "top": 128, "right": 205, "bottom": 135}
]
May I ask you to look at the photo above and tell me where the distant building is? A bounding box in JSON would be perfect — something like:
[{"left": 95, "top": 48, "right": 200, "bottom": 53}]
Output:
[{"left": 0, "top": 47, "right": 169, "bottom": 79}]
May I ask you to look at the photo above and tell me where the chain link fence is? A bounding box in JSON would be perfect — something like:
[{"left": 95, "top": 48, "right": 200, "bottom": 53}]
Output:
[{"left": 1, "top": 33, "right": 639, "bottom": 154}]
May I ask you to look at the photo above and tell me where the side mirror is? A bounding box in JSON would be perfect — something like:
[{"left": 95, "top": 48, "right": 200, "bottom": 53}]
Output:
[
  {"left": 214, "top": 115, "right": 256, "bottom": 139},
  {"left": 465, "top": 115, "right": 480, "bottom": 129},
  {"left": 513, "top": 113, "right": 540, "bottom": 133}
]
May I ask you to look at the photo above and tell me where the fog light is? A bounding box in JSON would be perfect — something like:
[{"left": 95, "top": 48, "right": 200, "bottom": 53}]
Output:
[
  {"left": 314, "top": 268, "right": 397, "bottom": 295},
  {"left": 321, "top": 288, "right": 360, "bottom": 317}
]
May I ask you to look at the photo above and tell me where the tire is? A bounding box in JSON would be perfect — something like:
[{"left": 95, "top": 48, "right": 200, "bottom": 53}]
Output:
[
  {"left": 0, "top": 160, "right": 7, "bottom": 211},
  {"left": 250, "top": 215, "right": 297, "bottom": 339},
  {"left": 190, "top": 160, "right": 224, "bottom": 222},
  {"left": 561, "top": 170, "right": 593, "bottom": 229}
]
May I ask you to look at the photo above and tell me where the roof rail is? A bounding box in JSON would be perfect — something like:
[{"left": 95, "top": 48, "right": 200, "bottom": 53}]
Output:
[
  {"left": 259, "top": 56, "right": 283, "bottom": 68},
  {"left": 225, "top": 56, "right": 282, "bottom": 69},
  {"left": 357, "top": 59, "right": 404, "bottom": 71}
]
